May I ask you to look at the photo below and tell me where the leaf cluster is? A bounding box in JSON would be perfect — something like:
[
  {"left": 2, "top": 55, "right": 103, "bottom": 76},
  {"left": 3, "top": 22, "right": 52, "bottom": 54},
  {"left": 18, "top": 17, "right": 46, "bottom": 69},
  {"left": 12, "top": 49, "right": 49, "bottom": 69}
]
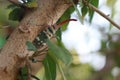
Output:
[{"left": 7, "top": 0, "right": 38, "bottom": 21}]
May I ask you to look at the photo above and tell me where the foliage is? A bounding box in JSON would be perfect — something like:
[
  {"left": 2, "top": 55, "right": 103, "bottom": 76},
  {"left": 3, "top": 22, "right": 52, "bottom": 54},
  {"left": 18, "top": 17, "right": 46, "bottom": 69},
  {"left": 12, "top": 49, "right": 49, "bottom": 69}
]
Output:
[
  {"left": 46, "top": 40, "right": 73, "bottom": 65},
  {"left": 0, "top": 34, "right": 6, "bottom": 48},
  {"left": 24, "top": 0, "right": 38, "bottom": 8},
  {"left": 0, "top": 0, "right": 99, "bottom": 80},
  {"left": 17, "top": 65, "right": 29, "bottom": 80},
  {"left": 26, "top": 41, "right": 37, "bottom": 51},
  {"left": 81, "top": 0, "right": 99, "bottom": 23},
  {"left": 1, "top": 0, "right": 120, "bottom": 80},
  {"left": 43, "top": 54, "right": 56, "bottom": 80},
  {"left": 8, "top": 7, "right": 25, "bottom": 21},
  {"left": 88, "top": 0, "right": 99, "bottom": 22},
  {"left": 58, "top": 6, "right": 75, "bottom": 31}
]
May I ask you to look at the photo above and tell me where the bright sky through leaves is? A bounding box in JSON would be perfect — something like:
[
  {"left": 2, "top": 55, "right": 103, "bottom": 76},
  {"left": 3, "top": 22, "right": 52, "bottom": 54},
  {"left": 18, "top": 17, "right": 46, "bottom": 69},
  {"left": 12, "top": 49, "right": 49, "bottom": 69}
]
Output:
[{"left": 62, "top": 0, "right": 111, "bottom": 70}]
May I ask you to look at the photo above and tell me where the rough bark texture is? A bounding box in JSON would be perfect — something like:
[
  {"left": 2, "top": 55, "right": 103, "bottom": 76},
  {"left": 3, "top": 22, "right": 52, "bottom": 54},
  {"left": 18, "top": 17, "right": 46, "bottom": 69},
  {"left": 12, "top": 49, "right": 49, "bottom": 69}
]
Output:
[{"left": 0, "top": 0, "right": 78, "bottom": 80}]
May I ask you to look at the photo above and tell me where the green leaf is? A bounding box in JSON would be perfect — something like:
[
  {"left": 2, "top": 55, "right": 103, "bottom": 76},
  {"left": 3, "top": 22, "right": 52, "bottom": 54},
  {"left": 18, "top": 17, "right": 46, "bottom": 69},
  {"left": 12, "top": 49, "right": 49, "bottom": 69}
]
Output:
[
  {"left": 56, "top": 27, "right": 62, "bottom": 44},
  {"left": 0, "top": 35, "right": 6, "bottom": 48},
  {"left": 47, "top": 52, "right": 67, "bottom": 80},
  {"left": 26, "top": 41, "right": 37, "bottom": 51},
  {"left": 25, "top": 0, "right": 38, "bottom": 8},
  {"left": 17, "top": 66, "right": 29, "bottom": 80},
  {"left": 81, "top": 5, "right": 88, "bottom": 21},
  {"left": 89, "top": 0, "right": 99, "bottom": 22},
  {"left": 7, "top": 4, "right": 18, "bottom": 9},
  {"left": 43, "top": 54, "right": 56, "bottom": 80},
  {"left": 58, "top": 6, "right": 75, "bottom": 31},
  {"left": 72, "top": 1, "right": 82, "bottom": 23},
  {"left": 8, "top": 8, "right": 25, "bottom": 21},
  {"left": 46, "top": 40, "right": 73, "bottom": 65}
]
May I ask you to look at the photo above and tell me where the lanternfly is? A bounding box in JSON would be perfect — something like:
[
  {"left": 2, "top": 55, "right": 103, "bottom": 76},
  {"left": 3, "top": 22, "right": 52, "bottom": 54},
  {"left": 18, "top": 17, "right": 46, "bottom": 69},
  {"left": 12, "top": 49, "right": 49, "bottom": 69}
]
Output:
[{"left": 33, "top": 19, "right": 77, "bottom": 48}]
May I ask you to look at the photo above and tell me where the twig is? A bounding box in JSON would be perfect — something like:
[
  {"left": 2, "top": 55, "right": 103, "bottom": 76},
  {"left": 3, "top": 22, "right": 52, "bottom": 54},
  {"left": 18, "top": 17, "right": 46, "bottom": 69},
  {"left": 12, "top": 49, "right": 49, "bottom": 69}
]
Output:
[{"left": 83, "top": 0, "right": 120, "bottom": 30}]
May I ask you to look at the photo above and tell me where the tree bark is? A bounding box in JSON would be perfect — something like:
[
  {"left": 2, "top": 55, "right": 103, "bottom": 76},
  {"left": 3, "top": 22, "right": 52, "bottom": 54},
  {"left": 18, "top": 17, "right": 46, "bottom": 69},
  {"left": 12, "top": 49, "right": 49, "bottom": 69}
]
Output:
[{"left": 0, "top": 0, "right": 78, "bottom": 80}]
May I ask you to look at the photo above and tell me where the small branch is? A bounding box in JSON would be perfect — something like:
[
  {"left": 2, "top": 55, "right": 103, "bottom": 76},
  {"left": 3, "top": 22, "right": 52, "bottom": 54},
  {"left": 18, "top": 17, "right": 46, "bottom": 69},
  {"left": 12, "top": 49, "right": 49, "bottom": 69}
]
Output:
[
  {"left": 0, "top": 0, "right": 71, "bottom": 79},
  {"left": 83, "top": 0, "right": 120, "bottom": 30}
]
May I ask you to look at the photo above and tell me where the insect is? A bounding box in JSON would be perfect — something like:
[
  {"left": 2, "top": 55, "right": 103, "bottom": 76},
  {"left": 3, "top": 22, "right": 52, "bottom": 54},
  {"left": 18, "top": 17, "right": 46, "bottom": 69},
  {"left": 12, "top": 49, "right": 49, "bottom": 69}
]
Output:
[
  {"left": 31, "top": 19, "right": 77, "bottom": 61},
  {"left": 33, "top": 19, "right": 77, "bottom": 48},
  {"left": 17, "top": 19, "right": 77, "bottom": 80}
]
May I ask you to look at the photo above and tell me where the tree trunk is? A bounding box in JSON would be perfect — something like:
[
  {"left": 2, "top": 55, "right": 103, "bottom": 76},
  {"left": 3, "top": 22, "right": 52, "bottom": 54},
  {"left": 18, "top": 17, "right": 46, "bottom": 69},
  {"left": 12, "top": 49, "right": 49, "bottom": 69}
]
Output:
[{"left": 0, "top": 0, "right": 78, "bottom": 80}]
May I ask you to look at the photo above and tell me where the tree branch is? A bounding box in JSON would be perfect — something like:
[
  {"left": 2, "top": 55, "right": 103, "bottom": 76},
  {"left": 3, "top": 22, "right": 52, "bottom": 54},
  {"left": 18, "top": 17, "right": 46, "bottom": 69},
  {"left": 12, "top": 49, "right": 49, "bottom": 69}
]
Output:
[
  {"left": 83, "top": 0, "right": 120, "bottom": 30},
  {"left": 0, "top": 0, "right": 76, "bottom": 80}
]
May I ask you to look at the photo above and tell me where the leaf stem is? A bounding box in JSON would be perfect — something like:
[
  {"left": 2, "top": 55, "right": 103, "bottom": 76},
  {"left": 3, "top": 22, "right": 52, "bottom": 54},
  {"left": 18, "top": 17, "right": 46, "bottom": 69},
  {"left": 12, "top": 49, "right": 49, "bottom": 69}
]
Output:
[{"left": 56, "top": 63, "right": 67, "bottom": 80}]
